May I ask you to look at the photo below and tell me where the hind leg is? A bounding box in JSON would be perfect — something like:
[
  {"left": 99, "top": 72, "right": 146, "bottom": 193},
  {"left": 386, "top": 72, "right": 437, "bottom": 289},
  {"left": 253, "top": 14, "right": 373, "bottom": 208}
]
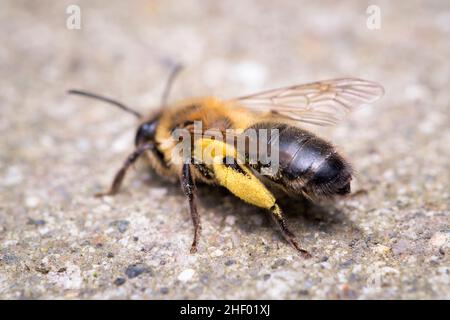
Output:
[
  {"left": 269, "top": 204, "right": 311, "bottom": 258},
  {"left": 212, "top": 156, "right": 311, "bottom": 258}
]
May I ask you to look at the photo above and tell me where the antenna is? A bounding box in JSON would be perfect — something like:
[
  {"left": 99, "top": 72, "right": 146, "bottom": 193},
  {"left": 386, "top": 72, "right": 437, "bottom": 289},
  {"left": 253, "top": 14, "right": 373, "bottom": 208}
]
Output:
[
  {"left": 67, "top": 90, "right": 143, "bottom": 118},
  {"left": 160, "top": 63, "right": 183, "bottom": 107}
]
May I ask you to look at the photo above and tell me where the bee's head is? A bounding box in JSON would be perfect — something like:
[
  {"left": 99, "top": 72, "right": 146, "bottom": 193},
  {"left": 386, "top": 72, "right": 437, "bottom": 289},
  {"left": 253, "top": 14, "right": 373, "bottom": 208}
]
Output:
[{"left": 135, "top": 115, "right": 160, "bottom": 147}]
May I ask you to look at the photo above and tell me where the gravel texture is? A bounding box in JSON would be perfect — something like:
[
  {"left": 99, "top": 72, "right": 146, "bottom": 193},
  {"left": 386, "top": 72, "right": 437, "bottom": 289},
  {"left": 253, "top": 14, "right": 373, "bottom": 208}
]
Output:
[{"left": 0, "top": 0, "right": 449, "bottom": 299}]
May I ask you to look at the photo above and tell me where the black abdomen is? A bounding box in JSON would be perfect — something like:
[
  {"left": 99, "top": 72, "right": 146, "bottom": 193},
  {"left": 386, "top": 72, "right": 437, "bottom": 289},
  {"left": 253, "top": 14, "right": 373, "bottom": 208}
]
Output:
[{"left": 244, "top": 122, "right": 352, "bottom": 198}]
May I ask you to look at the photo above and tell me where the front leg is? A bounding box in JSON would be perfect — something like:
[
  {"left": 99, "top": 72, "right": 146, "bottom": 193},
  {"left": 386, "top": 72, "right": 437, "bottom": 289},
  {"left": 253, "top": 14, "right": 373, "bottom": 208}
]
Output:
[
  {"left": 95, "top": 143, "right": 154, "bottom": 197},
  {"left": 180, "top": 163, "right": 201, "bottom": 253}
]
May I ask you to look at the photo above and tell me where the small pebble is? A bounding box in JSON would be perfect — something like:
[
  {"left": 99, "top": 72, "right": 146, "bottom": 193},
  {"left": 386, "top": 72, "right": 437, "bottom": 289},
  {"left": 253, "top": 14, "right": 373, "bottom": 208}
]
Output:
[
  {"left": 110, "top": 220, "right": 130, "bottom": 233},
  {"left": 3, "top": 166, "right": 23, "bottom": 186},
  {"left": 35, "top": 264, "right": 50, "bottom": 274},
  {"left": 178, "top": 268, "right": 195, "bottom": 282},
  {"left": 430, "top": 232, "right": 449, "bottom": 248},
  {"left": 25, "top": 196, "right": 40, "bottom": 208},
  {"left": 271, "top": 258, "right": 287, "bottom": 269},
  {"left": 94, "top": 204, "right": 110, "bottom": 214},
  {"left": 225, "top": 215, "right": 236, "bottom": 226},
  {"left": 429, "top": 256, "right": 440, "bottom": 265},
  {"left": 160, "top": 287, "right": 169, "bottom": 294},
  {"left": 373, "top": 244, "right": 392, "bottom": 256},
  {"left": 125, "top": 263, "right": 152, "bottom": 279},
  {"left": 114, "top": 277, "right": 126, "bottom": 286},
  {"left": 27, "top": 218, "right": 47, "bottom": 226},
  {"left": 224, "top": 259, "right": 236, "bottom": 266},
  {"left": 339, "top": 259, "right": 354, "bottom": 269},
  {"left": 200, "top": 274, "right": 209, "bottom": 284},
  {"left": 392, "top": 239, "right": 413, "bottom": 255},
  {"left": 298, "top": 289, "right": 309, "bottom": 295},
  {"left": 102, "top": 196, "right": 114, "bottom": 204},
  {"left": 211, "top": 249, "right": 223, "bottom": 257},
  {"left": 1, "top": 254, "right": 19, "bottom": 264}
]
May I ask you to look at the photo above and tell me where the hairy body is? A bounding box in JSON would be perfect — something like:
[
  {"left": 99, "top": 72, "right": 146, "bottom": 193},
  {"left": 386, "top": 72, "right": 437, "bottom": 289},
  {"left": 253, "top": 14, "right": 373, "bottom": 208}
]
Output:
[{"left": 70, "top": 76, "right": 383, "bottom": 257}]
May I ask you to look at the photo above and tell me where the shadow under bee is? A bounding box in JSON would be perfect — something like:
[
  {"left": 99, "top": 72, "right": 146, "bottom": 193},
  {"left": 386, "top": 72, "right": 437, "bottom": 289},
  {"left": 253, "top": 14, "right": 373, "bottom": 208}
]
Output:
[
  {"left": 108, "top": 154, "right": 363, "bottom": 256},
  {"left": 145, "top": 173, "right": 362, "bottom": 238},
  {"left": 280, "top": 196, "right": 362, "bottom": 235}
]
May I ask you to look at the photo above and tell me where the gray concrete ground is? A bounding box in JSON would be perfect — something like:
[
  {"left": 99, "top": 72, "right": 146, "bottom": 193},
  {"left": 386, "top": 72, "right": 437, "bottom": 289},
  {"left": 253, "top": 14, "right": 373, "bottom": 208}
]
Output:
[{"left": 0, "top": 0, "right": 449, "bottom": 299}]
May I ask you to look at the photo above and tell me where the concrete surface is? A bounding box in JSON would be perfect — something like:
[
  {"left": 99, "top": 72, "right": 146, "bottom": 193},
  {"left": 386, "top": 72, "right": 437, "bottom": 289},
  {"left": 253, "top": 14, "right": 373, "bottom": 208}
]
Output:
[{"left": 0, "top": 0, "right": 449, "bottom": 299}]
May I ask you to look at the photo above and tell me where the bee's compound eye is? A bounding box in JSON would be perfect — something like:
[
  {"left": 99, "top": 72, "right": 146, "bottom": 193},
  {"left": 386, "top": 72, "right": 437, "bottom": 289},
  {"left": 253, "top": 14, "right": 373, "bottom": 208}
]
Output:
[{"left": 135, "top": 119, "right": 158, "bottom": 146}]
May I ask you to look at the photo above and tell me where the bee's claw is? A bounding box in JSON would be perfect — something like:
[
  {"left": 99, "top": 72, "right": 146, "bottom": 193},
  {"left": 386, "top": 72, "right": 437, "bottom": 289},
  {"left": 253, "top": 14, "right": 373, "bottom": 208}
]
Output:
[
  {"left": 290, "top": 239, "right": 312, "bottom": 258},
  {"left": 299, "top": 249, "right": 312, "bottom": 259},
  {"left": 94, "top": 191, "right": 113, "bottom": 198}
]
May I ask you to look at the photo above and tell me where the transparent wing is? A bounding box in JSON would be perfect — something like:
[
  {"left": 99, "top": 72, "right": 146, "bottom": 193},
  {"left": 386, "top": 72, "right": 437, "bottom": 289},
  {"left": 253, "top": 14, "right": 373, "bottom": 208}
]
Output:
[{"left": 230, "top": 78, "right": 384, "bottom": 126}]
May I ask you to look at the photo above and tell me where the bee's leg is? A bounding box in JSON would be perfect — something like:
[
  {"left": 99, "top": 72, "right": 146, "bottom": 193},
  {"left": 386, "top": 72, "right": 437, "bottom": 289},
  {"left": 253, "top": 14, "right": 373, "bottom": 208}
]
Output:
[
  {"left": 212, "top": 157, "right": 311, "bottom": 258},
  {"left": 95, "top": 143, "right": 154, "bottom": 197},
  {"left": 180, "top": 163, "right": 201, "bottom": 253},
  {"left": 270, "top": 204, "right": 312, "bottom": 258}
]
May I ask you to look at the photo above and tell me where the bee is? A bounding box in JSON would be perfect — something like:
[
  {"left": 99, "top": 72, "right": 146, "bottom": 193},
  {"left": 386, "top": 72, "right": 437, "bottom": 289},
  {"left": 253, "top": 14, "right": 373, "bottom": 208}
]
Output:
[{"left": 69, "top": 66, "right": 384, "bottom": 258}]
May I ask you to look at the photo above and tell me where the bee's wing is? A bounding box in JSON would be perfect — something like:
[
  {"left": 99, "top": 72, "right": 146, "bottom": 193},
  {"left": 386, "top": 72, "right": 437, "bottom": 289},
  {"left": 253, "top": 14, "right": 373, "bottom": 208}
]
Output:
[{"left": 230, "top": 78, "right": 384, "bottom": 126}]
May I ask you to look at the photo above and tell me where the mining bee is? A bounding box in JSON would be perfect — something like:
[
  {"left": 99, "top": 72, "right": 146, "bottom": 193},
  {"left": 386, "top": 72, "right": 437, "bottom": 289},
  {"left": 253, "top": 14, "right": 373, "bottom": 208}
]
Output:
[{"left": 69, "top": 66, "right": 384, "bottom": 257}]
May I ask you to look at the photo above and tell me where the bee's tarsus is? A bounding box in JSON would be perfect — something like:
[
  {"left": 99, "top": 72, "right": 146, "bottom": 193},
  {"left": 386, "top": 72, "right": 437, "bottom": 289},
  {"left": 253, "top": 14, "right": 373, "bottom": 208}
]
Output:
[
  {"left": 94, "top": 191, "right": 119, "bottom": 198},
  {"left": 270, "top": 204, "right": 311, "bottom": 258}
]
